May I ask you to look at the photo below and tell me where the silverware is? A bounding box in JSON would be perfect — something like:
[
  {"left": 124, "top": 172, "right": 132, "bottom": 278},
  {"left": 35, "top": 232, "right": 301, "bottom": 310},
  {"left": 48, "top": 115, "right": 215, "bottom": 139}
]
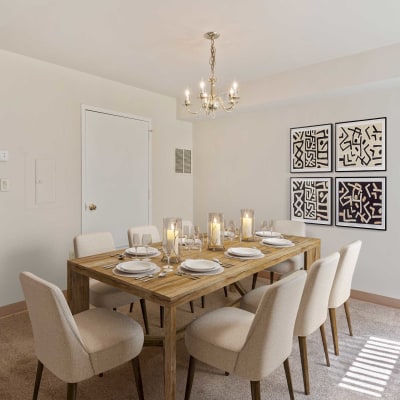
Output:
[
  {"left": 102, "top": 264, "right": 117, "bottom": 269},
  {"left": 176, "top": 272, "right": 200, "bottom": 280}
]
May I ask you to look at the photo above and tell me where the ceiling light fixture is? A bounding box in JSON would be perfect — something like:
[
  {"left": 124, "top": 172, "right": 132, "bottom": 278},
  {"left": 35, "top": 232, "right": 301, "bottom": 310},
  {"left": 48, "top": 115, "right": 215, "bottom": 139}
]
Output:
[{"left": 184, "top": 32, "right": 239, "bottom": 117}]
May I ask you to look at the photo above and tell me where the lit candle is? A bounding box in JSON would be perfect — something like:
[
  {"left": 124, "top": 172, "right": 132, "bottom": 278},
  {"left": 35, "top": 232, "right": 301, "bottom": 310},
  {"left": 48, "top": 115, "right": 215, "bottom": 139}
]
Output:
[
  {"left": 185, "top": 89, "right": 190, "bottom": 103},
  {"left": 242, "top": 213, "right": 252, "bottom": 239},
  {"left": 210, "top": 217, "right": 221, "bottom": 246},
  {"left": 232, "top": 81, "right": 238, "bottom": 96},
  {"left": 200, "top": 81, "right": 205, "bottom": 94},
  {"left": 167, "top": 223, "right": 179, "bottom": 255}
]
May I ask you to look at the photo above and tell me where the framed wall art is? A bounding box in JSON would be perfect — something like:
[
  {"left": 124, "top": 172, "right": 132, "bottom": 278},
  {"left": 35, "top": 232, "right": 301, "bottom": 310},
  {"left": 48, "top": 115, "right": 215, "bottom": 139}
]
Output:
[
  {"left": 335, "top": 177, "right": 386, "bottom": 230},
  {"left": 290, "top": 177, "right": 332, "bottom": 225},
  {"left": 290, "top": 124, "right": 332, "bottom": 172},
  {"left": 335, "top": 117, "right": 386, "bottom": 172}
]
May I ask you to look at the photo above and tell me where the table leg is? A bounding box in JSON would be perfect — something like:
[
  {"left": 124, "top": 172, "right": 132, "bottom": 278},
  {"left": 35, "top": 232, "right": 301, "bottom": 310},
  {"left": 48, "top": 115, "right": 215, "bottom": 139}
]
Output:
[
  {"left": 164, "top": 305, "right": 177, "bottom": 400},
  {"left": 67, "top": 263, "right": 89, "bottom": 314},
  {"left": 304, "top": 244, "right": 321, "bottom": 270}
]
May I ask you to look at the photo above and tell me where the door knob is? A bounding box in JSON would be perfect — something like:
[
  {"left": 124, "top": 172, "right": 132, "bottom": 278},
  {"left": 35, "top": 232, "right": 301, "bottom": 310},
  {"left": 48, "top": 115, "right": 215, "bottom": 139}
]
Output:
[{"left": 88, "top": 203, "right": 97, "bottom": 211}]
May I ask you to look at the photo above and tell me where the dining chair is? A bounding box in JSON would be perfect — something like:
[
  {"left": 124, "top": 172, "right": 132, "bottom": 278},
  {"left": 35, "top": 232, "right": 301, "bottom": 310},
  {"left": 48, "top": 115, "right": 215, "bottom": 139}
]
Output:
[
  {"left": 328, "top": 240, "right": 362, "bottom": 356},
  {"left": 252, "top": 219, "right": 306, "bottom": 289},
  {"left": 73, "top": 231, "right": 150, "bottom": 334},
  {"left": 184, "top": 270, "right": 307, "bottom": 400},
  {"left": 242, "top": 252, "right": 340, "bottom": 395},
  {"left": 20, "top": 272, "right": 145, "bottom": 400}
]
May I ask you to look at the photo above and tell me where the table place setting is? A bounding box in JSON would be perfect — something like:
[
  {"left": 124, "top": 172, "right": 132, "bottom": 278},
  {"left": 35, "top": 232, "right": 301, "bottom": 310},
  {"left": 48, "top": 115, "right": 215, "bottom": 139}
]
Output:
[
  {"left": 255, "top": 230, "right": 281, "bottom": 238},
  {"left": 224, "top": 247, "right": 265, "bottom": 260},
  {"left": 125, "top": 246, "right": 161, "bottom": 258},
  {"left": 177, "top": 259, "right": 223, "bottom": 277},
  {"left": 261, "top": 237, "right": 295, "bottom": 247},
  {"left": 112, "top": 260, "right": 161, "bottom": 278}
]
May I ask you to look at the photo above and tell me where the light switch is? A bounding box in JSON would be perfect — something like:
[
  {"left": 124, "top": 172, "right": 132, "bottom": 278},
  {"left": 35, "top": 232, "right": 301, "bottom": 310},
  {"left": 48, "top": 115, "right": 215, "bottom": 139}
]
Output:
[
  {"left": 0, "top": 150, "right": 9, "bottom": 162},
  {"left": 0, "top": 178, "right": 9, "bottom": 192}
]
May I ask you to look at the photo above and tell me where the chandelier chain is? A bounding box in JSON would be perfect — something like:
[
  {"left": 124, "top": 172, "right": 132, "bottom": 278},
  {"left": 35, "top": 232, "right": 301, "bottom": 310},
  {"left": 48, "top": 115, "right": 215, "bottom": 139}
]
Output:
[{"left": 209, "top": 37, "right": 216, "bottom": 77}]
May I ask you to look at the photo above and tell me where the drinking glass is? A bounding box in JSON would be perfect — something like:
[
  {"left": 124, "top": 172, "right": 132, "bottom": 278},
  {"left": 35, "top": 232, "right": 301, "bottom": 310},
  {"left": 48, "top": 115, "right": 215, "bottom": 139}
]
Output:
[
  {"left": 142, "top": 234, "right": 152, "bottom": 257},
  {"left": 162, "top": 241, "right": 174, "bottom": 272},
  {"left": 131, "top": 233, "right": 140, "bottom": 256},
  {"left": 227, "top": 220, "right": 236, "bottom": 240}
]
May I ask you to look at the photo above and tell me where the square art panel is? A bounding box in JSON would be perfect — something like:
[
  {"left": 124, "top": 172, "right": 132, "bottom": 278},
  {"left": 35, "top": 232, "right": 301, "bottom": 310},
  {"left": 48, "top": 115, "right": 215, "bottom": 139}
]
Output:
[
  {"left": 335, "top": 117, "right": 386, "bottom": 171},
  {"left": 290, "top": 124, "right": 332, "bottom": 172},
  {"left": 336, "top": 177, "right": 386, "bottom": 230},
  {"left": 290, "top": 178, "right": 332, "bottom": 225}
]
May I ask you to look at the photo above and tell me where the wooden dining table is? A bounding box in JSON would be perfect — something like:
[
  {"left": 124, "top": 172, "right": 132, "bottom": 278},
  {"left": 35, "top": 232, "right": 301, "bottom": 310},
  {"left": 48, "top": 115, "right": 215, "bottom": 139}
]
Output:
[{"left": 67, "top": 235, "right": 320, "bottom": 400}]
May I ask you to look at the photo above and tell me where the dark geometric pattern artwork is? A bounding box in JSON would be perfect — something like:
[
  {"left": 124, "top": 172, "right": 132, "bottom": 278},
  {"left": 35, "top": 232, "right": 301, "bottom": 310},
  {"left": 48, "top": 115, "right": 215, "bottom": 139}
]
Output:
[
  {"left": 291, "top": 124, "right": 332, "bottom": 172},
  {"left": 336, "top": 177, "right": 386, "bottom": 230},
  {"left": 290, "top": 178, "right": 332, "bottom": 225},
  {"left": 335, "top": 117, "right": 386, "bottom": 171}
]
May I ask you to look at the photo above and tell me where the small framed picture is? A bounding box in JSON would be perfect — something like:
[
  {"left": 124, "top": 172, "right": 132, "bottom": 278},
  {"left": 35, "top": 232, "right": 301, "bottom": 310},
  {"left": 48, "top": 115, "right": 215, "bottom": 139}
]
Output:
[
  {"left": 335, "top": 117, "right": 386, "bottom": 172},
  {"left": 290, "top": 177, "right": 332, "bottom": 225},
  {"left": 335, "top": 177, "right": 386, "bottom": 230},
  {"left": 290, "top": 124, "right": 332, "bottom": 172}
]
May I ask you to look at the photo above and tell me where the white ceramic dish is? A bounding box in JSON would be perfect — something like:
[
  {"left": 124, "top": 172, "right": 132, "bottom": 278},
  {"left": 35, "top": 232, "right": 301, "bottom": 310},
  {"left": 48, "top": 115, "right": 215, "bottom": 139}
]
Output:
[{"left": 182, "top": 259, "right": 219, "bottom": 272}]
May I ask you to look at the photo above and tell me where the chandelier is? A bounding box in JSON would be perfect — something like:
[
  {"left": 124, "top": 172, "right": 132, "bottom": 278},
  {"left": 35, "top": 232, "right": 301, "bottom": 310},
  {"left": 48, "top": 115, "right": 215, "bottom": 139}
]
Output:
[{"left": 184, "top": 32, "right": 240, "bottom": 117}]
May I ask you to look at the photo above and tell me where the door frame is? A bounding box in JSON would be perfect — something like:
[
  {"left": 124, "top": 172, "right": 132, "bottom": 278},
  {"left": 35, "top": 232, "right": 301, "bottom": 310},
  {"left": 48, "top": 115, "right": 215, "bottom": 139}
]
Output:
[{"left": 81, "top": 104, "right": 152, "bottom": 234}]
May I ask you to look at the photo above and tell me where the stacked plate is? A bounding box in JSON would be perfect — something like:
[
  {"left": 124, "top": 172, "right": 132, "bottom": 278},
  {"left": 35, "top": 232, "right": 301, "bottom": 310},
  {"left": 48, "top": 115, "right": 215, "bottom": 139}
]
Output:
[
  {"left": 125, "top": 246, "right": 160, "bottom": 257},
  {"left": 225, "top": 247, "right": 264, "bottom": 259},
  {"left": 113, "top": 260, "right": 160, "bottom": 278},
  {"left": 262, "top": 237, "right": 294, "bottom": 247},
  {"left": 178, "top": 259, "right": 223, "bottom": 276},
  {"left": 255, "top": 230, "right": 281, "bottom": 238}
]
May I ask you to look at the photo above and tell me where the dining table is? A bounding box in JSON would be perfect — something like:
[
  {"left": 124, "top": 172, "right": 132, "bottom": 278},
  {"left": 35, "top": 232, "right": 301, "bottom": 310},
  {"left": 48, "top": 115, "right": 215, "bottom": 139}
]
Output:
[{"left": 67, "top": 234, "right": 320, "bottom": 400}]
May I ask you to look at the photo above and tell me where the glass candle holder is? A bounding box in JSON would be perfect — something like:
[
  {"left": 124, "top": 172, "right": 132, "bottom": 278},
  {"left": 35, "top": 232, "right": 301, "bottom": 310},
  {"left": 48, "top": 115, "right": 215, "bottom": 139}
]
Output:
[
  {"left": 208, "top": 212, "right": 224, "bottom": 250},
  {"left": 162, "top": 217, "right": 182, "bottom": 263},
  {"left": 240, "top": 209, "right": 255, "bottom": 241}
]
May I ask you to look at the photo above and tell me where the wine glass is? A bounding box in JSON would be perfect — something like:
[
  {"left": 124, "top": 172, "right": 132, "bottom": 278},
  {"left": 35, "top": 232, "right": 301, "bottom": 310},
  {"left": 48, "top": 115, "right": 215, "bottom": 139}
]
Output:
[
  {"left": 227, "top": 220, "right": 236, "bottom": 240},
  {"left": 162, "top": 240, "right": 174, "bottom": 272},
  {"left": 192, "top": 226, "right": 202, "bottom": 250},
  {"left": 131, "top": 233, "right": 140, "bottom": 256},
  {"left": 142, "top": 234, "right": 152, "bottom": 257}
]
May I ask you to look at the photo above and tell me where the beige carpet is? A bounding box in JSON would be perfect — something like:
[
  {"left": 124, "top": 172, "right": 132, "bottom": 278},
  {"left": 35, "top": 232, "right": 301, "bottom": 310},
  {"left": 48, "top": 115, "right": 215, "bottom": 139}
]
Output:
[{"left": 1, "top": 277, "right": 400, "bottom": 399}]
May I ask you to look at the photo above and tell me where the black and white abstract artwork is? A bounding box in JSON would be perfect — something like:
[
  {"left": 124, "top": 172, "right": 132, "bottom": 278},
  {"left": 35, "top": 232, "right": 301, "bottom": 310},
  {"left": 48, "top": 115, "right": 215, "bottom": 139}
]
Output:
[
  {"left": 335, "top": 117, "right": 386, "bottom": 171},
  {"left": 336, "top": 177, "right": 386, "bottom": 230},
  {"left": 290, "top": 124, "right": 332, "bottom": 172},
  {"left": 290, "top": 178, "right": 332, "bottom": 225}
]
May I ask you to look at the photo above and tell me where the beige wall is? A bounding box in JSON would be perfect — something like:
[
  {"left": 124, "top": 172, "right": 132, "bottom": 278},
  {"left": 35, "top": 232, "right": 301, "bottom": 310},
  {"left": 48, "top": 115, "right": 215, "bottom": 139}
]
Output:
[
  {"left": 193, "top": 83, "right": 400, "bottom": 299},
  {"left": 0, "top": 49, "right": 192, "bottom": 306}
]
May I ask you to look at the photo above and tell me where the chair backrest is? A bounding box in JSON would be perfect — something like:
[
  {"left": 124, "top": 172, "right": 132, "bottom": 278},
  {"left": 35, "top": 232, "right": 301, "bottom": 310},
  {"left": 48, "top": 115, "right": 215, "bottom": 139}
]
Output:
[
  {"left": 19, "top": 272, "right": 93, "bottom": 383},
  {"left": 73, "top": 231, "right": 115, "bottom": 258},
  {"left": 329, "top": 240, "right": 362, "bottom": 309},
  {"left": 234, "top": 270, "right": 307, "bottom": 380},
  {"left": 127, "top": 225, "right": 161, "bottom": 246},
  {"left": 294, "top": 252, "right": 340, "bottom": 337},
  {"left": 273, "top": 220, "right": 306, "bottom": 268}
]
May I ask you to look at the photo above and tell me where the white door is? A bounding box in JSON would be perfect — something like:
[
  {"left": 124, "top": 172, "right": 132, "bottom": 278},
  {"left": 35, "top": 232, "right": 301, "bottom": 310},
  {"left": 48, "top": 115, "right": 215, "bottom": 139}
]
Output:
[{"left": 82, "top": 106, "right": 151, "bottom": 248}]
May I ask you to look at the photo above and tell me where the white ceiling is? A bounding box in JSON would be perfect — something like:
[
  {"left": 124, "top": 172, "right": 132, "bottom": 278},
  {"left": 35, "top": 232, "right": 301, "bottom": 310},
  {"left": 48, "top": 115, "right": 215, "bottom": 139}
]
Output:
[{"left": 1, "top": 0, "right": 400, "bottom": 102}]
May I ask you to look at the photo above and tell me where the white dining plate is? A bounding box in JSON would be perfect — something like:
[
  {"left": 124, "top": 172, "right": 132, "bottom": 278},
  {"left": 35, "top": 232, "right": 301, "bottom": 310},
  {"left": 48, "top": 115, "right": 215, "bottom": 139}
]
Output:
[
  {"left": 224, "top": 251, "right": 264, "bottom": 260},
  {"left": 116, "top": 260, "right": 157, "bottom": 273},
  {"left": 227, "top": 247, "right": 262, "bottom": 257},
  {"left": 178, "top": 265, "right": 224, "bottom": 276},
  {"left": 255, "top": 231, "right": 281, "bottom": 238},
  {"left": 125, "top": 246, "right": 159, "bottom": 256},
  {"left": 113, "top": 265, "right": 161, "bottom": 278},
  {"left": 262, "top": 238, "right": 294, "bottom": 247},
  {"left": 182, "top": 259, "right": 220, "bottom": 272}
]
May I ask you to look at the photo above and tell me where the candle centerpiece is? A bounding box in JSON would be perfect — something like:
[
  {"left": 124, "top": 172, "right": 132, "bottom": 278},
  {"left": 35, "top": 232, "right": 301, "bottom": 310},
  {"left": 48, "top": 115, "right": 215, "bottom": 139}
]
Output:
[
  {"left": 162, "top": 217, "right": 182, "bottom": 264},
  {"left": 240, "top": 209, "right": 255, "bottom": 241},
  {"left": 208, "top": 212, "right": 224, "bottom": 250}
]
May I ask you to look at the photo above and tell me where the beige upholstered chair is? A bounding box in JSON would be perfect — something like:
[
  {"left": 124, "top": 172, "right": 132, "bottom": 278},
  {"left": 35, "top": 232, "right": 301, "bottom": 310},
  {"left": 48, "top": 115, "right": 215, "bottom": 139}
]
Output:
[
  {"left": 20, "top": 272, "right": 145, "bottom": 400},
  {"left": 184, "top": 270, "right": 307, "bottom": 400},
  {"left": 242, "top": 252, "right": 340, "bottom": 395},
  {"left": 128, "top": 225, "right": 161, "bottom": 246},
  {"left": 73, "top": 231, "right": 149, "bottom": 334},
  {"left": 252, "top": 219, "right": 306, "bottom": 289},
  {"left": 329, "top": 240, "right": 362, "bottom": 355}
]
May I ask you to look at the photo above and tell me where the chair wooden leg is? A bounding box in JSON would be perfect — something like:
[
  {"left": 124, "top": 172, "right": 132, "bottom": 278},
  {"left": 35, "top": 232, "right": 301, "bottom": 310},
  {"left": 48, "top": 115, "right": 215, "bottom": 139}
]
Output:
[
  {"left": 139, "top": 299, "right": 150, "bottom": 334},
  {"left": 320, "top": 323, "right": 330, "bottom": 367},
  {"left": 184, "top": 356, "right": 196, "bottom": 400},
  {"left": 298, "top": 336, "right": 310, "bottom": 395},
  {"left": 129, "top": 302, "right": 134, "bottom": 313},
  {"left": 131, "top": 357, "right": 145, "bottom": 400},
  {"left": 270, "top": 271, "right": 275, "bottom": 284},
  {"left": 189, "top": 301, "right": 194, "bottom": 313},
  {"left": 201, "top": 296, "right": 205, "bottom": 308},
  {"left": 224, "top": 286, "right": 228, "bottom": 297},
  {"left": 283, "top": 358, "right": 295, "bottom": 400},
  {"left": 67, "top": 383, "right": 77, "bottom": 400},
  {"left": 33, "top": 360, "right": 43, "bottom": 400},
  {"left": 344, "top": 301, "right": 353, "bottom": 336},
  {"left": 250, "top": 381, "right": 261, "bottom": 400},
  {"left": 251, "top": 273, "right": 258, "bottom": 289},
  {"left": 329, "top": 308, "right": 339, "bottom": 356},
  {"left": 160, "top": 306, "right": 164, "bottom": 328}
]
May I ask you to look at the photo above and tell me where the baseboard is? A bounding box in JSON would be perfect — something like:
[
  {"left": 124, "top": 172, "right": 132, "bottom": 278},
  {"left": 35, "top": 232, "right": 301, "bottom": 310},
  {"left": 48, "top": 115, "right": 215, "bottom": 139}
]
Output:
[
  {"left": 1, "top": 287, "right": 399, "bottom": 319},
  {"left": 351, "top": 289, "right": 400, "bottom": 309}
]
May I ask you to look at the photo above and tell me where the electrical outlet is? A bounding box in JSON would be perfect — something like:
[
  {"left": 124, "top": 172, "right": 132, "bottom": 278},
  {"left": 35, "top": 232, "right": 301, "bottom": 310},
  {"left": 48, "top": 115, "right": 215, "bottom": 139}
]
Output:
[{"left": 0, "top": 179, "right": 9, "bottom": 192}]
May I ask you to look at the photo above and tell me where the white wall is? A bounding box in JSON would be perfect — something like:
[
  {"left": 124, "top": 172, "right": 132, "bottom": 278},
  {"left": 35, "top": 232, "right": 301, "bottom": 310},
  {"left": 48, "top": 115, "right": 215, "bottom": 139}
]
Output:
[
  {"left": 193, "top": 83, "right": 400, "bottom": 299},
  {"left": 0, "top": 50, "right": 192, "bottom": 306}
]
